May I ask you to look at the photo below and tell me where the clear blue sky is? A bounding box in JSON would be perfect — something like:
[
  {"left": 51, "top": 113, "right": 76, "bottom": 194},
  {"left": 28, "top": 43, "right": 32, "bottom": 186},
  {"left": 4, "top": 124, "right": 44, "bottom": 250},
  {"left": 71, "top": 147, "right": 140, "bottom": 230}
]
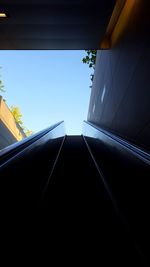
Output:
[{"left": 0, "top": 50, "right": 92, "bottom": 135}]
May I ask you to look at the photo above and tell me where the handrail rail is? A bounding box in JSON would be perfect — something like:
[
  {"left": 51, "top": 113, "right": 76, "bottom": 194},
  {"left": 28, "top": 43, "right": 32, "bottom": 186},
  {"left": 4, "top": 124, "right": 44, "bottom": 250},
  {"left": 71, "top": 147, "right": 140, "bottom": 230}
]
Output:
[
  {"left": 83, "top": 121, "right": 150, "bottom": 164},
  {"left": 0, "top": 121, "right": 65, "bottom": 164}
]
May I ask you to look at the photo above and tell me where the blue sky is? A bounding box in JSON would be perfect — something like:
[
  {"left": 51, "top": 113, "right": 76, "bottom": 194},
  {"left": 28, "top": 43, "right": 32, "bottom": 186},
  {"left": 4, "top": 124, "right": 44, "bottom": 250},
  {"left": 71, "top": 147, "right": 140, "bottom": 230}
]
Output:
[{"left": 0, "top": 50, "right": 92, "bottom": 135}]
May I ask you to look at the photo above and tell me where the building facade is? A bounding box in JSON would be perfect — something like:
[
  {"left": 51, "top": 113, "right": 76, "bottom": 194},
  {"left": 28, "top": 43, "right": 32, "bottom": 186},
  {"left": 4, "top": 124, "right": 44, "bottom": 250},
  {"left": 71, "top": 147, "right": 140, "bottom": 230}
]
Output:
[
  {"left": 0, "top": 96, "right": 26, "bottom": 149},
  {"left": 88, "top": 0, "right": 150, "bottom": 151}
]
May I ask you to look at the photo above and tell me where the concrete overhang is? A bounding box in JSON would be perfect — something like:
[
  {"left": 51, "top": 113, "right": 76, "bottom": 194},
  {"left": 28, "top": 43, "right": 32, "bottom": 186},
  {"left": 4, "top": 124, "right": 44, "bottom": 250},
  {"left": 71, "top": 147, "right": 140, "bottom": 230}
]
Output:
[{"left": 0, "top": 0, "right": 115, "bottom": 50}]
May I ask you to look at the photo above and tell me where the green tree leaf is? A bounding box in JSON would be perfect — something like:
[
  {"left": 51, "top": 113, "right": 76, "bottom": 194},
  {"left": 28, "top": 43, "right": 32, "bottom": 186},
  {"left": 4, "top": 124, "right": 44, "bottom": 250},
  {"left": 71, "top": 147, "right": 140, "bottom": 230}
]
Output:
[
  {"left": 82, "top": 50, "right": 97, "bottom": 88},
  {"left": 10, "top": 106, "right": 23, "bottom": 125},
  {"left": 0, "top": 67, "right": 5, "bottom": 93}
]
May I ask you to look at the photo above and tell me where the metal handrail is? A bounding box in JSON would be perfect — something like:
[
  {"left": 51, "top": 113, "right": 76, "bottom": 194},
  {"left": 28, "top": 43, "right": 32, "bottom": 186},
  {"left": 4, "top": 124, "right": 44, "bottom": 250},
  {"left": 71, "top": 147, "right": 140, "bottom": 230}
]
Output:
[
  {"left": 0, "top": 121, "right": 65, "bottom": 165},
  {"left": 83, "top": 120, "right": 150, "bottom": 164}
]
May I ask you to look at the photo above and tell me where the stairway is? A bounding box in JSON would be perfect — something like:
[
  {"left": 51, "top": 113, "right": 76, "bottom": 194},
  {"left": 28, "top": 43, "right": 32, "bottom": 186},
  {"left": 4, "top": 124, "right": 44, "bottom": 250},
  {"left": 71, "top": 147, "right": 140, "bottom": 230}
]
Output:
[
  {"left": 38, "top": 135, "right": 144, "bottom": 265},
  {"left": 0, "top": 121, "right": 149, "bottom": 265}
]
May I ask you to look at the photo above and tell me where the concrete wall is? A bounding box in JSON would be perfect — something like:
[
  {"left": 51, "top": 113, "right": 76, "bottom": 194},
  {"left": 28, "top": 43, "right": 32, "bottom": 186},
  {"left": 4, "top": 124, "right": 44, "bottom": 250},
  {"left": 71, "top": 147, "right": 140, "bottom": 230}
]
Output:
[
  {"left": 0, "top": 120, "right": 18, "bottom": 149},
  {"left": 88, "top": 1, "right": 150, "bottom": 151},
  {"left": 0, "top": 96, "right": 26, "bottom": 149}
]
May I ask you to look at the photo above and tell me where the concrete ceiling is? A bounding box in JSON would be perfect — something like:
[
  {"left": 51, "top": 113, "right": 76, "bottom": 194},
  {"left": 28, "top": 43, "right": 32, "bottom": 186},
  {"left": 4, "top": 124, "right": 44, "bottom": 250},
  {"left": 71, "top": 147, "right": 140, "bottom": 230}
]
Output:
[{"left": 0, "top": 0, "right": 115, "bottom": 49}]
